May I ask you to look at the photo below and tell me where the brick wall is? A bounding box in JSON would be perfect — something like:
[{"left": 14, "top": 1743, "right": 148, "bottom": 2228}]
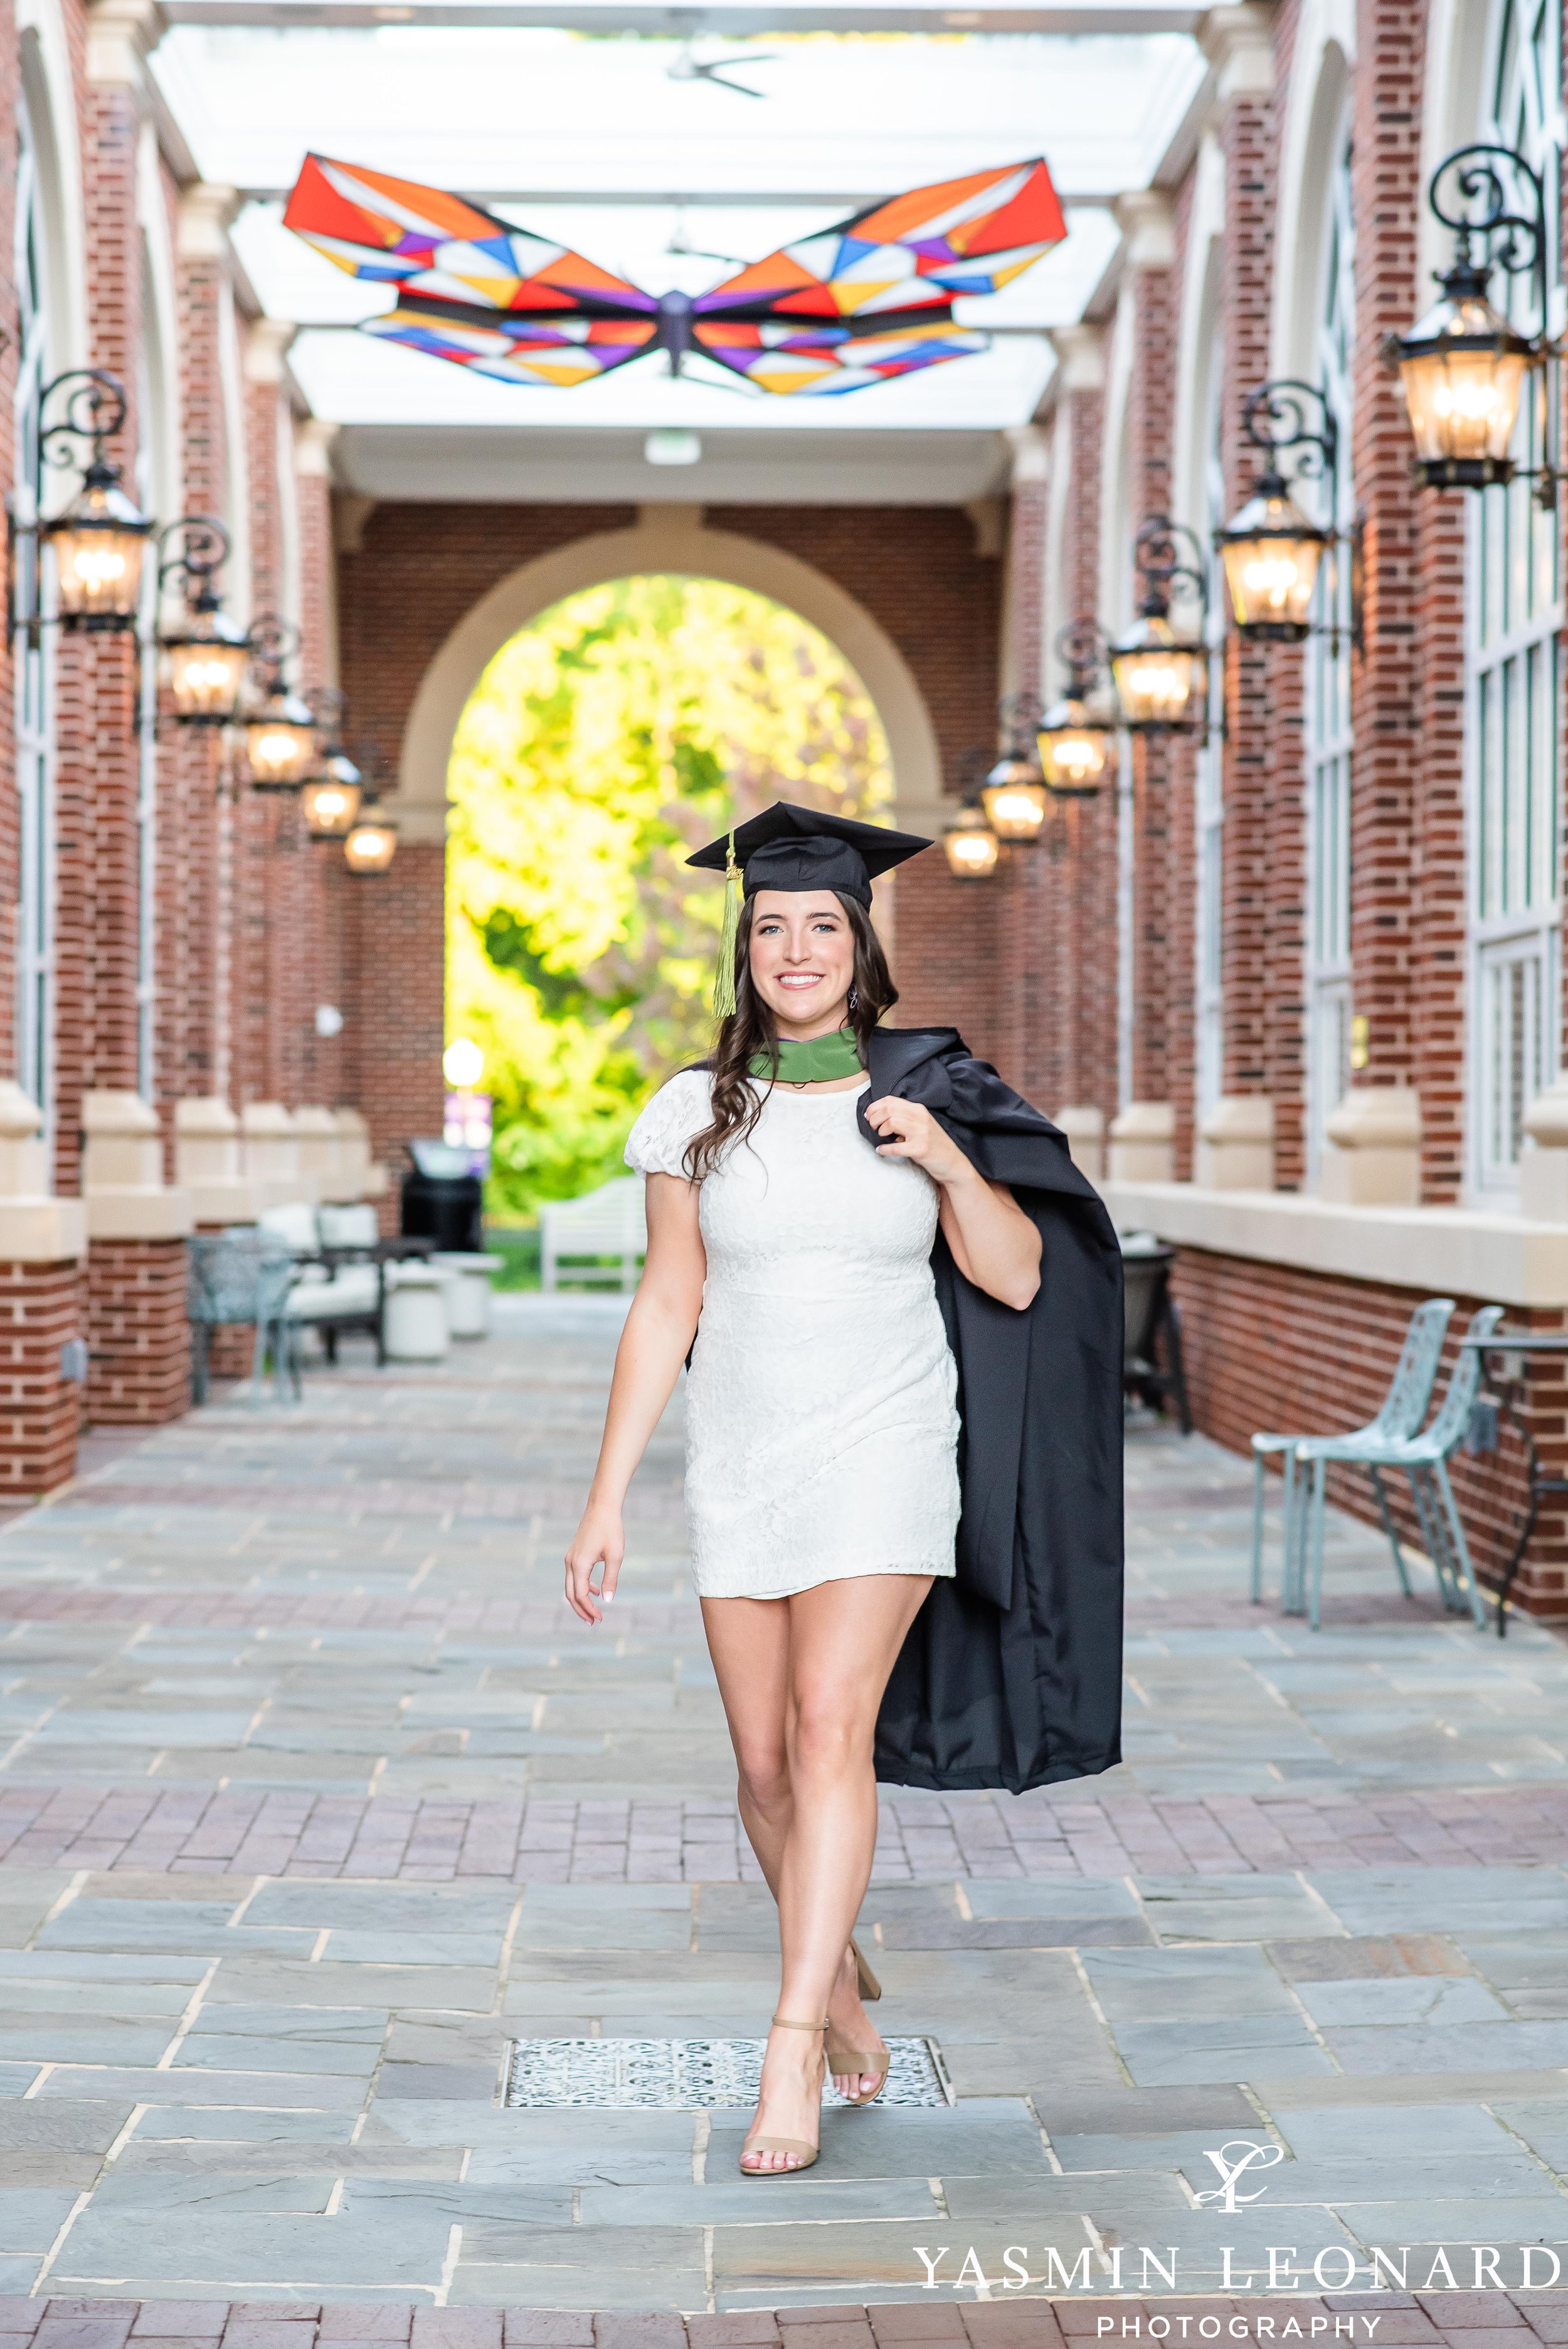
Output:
[
  {"left": 1170, "top": 1248, "right": 1567, "bottom": 1616},
  {"left": 85, "top": 1236, "right": 191, "bottom": 1424},
  {"left": 342, "top": 840, "right": 445, "bottom": 1205}
]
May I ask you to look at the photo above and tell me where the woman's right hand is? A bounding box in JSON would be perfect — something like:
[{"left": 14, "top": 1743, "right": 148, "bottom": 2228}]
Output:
[{"left": 565, "top": 1503, "right": 623, "bottom": 1626}]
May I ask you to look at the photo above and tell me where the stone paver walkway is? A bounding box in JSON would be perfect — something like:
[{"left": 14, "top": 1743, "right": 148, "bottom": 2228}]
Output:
[{"left": 0, "top": 1295, "right": 1565, "bottom": 2314}]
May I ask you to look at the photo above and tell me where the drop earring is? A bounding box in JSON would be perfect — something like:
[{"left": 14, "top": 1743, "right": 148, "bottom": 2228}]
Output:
[{"left": 847, "top": 984, "right": 859, "bottom": 1015}]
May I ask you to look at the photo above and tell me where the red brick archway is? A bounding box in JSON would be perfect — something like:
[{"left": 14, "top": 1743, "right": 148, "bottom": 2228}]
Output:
[{"left": 336, "top": 500, "right": 1008, "bottom": 1173}]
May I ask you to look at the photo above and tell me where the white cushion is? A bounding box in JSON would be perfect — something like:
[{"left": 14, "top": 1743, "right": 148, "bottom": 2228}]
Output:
[
  {"left": 284, "top": 1266, "right": 381, "bottom": 1320},
  {"left": 260, "top": 1202, "right": 322, "bottom": 1253},
  {"left": 319, "top": 1204, "right": 379, "bottom": 1248}
]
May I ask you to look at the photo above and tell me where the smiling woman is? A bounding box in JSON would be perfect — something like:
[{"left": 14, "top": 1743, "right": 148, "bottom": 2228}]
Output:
[
  {"left": 563, "top": 793, "right": 1125, "bottom": 2182},
  {"left": 444, "top": 570, "right": 892, "bottom": 1217}
]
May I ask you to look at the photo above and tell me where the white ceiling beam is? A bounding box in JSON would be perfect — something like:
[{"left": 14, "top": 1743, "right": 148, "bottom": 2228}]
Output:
[
  {"left": 165, "top": 0, "right": 1203, "bottom": 30},
  {"left": 237, "top": 181, "right": 1131, "bottom": 203}
]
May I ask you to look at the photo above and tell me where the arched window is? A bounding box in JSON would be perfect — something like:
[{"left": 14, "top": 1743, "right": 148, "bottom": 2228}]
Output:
[
  {"left": 1306, "top": 120, "right": 1355, "bottom": 1182},
  {"left": 1468, "top": 0, "right": 1563, "bottom": 1193},
  {"left": 14, "top": 82, "right": 53, "bottom": 1125}
]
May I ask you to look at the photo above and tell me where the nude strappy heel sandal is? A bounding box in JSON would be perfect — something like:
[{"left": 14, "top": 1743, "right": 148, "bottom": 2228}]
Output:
[
  {"left": 826, "top": 2028, "right": 890, "bottom": 2107},
  {"left": 739, "top": 2015, "right": 827, "bottom": 2177},
  {"left": 849, "top": 1936, "right": 881, "bottom": 2001},
  {"left": 830, "top": 1936, "right": 888, "bottom": 2103}
]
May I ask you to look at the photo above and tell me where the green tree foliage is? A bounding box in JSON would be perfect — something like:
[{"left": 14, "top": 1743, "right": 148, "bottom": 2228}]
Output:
[{"left": 445, "top": 573, "right": 892, "bottom": 1219}]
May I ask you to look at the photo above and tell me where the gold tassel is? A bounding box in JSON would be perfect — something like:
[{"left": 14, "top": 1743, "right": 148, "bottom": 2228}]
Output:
[{"left": 712, "top": 829, "right": 741, "bottom": 1020}]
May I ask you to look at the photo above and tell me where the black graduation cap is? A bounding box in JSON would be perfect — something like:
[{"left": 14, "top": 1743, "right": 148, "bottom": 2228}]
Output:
[{"left": 687, "top": 800, "right": 932, "bottom": 909}]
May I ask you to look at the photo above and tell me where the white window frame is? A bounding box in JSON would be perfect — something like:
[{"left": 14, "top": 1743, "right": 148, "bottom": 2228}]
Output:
[
  {"left": 1305, "top": 118, "right": 1357, "bottom": 1185},
  {"left": 14, "top": 86, "right": 53, "bottom": 1133},
  {"left": 1194, "top": 322, "right": 1227, "bottom": 1124},
  {"left": 1465, "top": 0, "right": 1564, "bottom": 1201}
]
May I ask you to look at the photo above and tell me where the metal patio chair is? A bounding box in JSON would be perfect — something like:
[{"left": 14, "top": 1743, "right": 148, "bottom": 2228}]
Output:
[
  {"left": 1291, "top": 1303, "right": 1503, "bottom": 1632},
  {"left": 1249, "top": 1296, "right": 1454, "bottom": 1611},
  {"left": 188, "top": 1233, "right": 301, "bottom": 1406},
  {"left": 1121, "top": 1239, "right": 1192, "bottom": 1434}
]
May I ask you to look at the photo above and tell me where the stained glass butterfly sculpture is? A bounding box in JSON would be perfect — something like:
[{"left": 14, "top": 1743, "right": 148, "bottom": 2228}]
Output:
[{"left": 283, "top": 153, "right": 1066, "bottom": 398}]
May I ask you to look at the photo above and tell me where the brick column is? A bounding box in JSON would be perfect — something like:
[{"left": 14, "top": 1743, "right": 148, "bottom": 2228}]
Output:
[
  {"left": 344, "top": 844, "right": 445, "bottom": 1219},
  {"left": 289, "top": 416, "right": 347, "bottom": 1115},
  {"left": 1400, "top": 0, "right": 1466, "bottom": 1204},
  {"left": 993, "top": 425, "right": 1051, "bottom": 1107},
  {"left": 85, "top": 1240, "right": 191, "bottom": 1423},
  {"left": 1046, "top": 326, "right": 1118, "bottom": 1133},
  {"left": 1116, "top": 195, "right": 1194, "bottom": 1167},
  {"left": 1348, "top": 0, "right": 1425, "bottom": 1120},
  {"left": 233, "top": 317, "right": 296, "bottom": 1110},
  {"left": 81, "top": 1091, "right": 195, "bottom": 1426},
  {"left": 159, "top": 183, "right": 242, "bottom": 1153},
  {"left": 53, "top": 0, "right": 164, "bottom": 1192},
  {"left": 1205, "top": 7, "right": 1283, "bottom": 1148},
  {"left": 0, "top": 1085, "right": 87, "bottom": 1497}
]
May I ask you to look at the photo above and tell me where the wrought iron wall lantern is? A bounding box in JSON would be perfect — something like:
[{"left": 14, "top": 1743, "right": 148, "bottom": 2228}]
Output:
[
  {"left": 343, "top": 797, "right": 399, "bottom": 873},
  {"left": 941, "top": 751, "right": 1002, "bottom": 878},
  {"left": 941, "top": 801, "right": 1000, "bottom": 879},
  {"left": 1216, "top": 381, "right": 1345, "bottom": 644},
  {"left": 980, "top": 692, "right": 1049, "bottom": 841},
  {"left": 1110, "top": 517, "right": 1210, "bottom": 733},
  {"left": 156, "top": 516, "right": 250, "bottom": 724},
  {"left": 302, "top": 765, "right": 364, "bottom": 839},
  {"left": 1393, "top": 142, "right": 1557, "bottom": 499},
  {"left": 8, "top": 371, "right": 154, "bottom": 639},
  {"left": 1036, "top": 622, "right": 1116, "bottom": 796},
  {"left": 242, "top": 615, "right": 318, "bottom": 790},
  {"left": 300, "top": 690, "right": 365, "bottom": 838}
]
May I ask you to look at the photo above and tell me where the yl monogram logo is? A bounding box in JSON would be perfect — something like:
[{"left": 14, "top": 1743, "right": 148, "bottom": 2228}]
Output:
[{"left": 1192, "top": 2138, "right": 1286, "bottom": 2212}]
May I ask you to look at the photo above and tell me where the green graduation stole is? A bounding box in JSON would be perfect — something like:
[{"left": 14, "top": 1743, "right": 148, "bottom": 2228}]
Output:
[{"left": 748, "top": 1029, "right": 864, "bottom": 1083}]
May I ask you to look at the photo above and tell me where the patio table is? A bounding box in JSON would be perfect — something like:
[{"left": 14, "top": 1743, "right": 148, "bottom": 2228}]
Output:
[{"left": 1458, "top": 1327, "right": 1568, "bottom": 1635}]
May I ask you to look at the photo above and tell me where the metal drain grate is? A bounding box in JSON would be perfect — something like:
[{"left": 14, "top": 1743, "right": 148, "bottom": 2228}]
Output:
[{"left": 505, "top": 2035, "right": 954, "bottom": 2109}]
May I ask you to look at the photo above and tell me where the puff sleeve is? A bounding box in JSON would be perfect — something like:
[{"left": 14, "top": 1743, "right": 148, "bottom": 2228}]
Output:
[{"left": 624, "top": 1071, "right": 711, "bottom": 1181}]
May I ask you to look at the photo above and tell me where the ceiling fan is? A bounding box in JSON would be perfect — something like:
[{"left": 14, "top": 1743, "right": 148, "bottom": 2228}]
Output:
[{"left": 665, "top": 41, "right": 778, "bottom": 97}]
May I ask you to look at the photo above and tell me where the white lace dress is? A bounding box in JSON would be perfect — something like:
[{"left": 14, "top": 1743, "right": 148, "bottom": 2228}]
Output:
[{"left": 625, "top": 1070, "right": 961, "bottom": 1600}]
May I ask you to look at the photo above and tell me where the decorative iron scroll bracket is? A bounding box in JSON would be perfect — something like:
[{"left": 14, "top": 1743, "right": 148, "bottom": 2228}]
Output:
[{"left": 1133, "top": 514, "right": 1209, "bottom": 625}]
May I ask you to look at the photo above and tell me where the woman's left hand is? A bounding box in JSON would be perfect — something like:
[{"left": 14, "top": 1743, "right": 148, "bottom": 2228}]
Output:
[{"left": 863, "top": 1095, "right": 972, "bottom": 1186}]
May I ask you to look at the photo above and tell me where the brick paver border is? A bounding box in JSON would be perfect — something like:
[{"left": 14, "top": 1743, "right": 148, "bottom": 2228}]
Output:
[
  {"left": 4, "top": 1782, "right": 1568, "bottom": 1880},
  {"left": 0, "top": 2298, "right": 1564, "bottom": 2348}
]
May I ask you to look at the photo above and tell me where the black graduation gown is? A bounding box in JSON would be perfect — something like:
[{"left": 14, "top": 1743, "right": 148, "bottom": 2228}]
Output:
[{"left": 860, "top": 1026, "right": 1124, "bottom": 1795}]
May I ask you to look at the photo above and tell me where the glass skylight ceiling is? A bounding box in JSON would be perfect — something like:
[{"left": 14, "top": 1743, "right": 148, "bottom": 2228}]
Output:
[{"left": 154, "top": 24, "right": 1205, "bottom": 435}]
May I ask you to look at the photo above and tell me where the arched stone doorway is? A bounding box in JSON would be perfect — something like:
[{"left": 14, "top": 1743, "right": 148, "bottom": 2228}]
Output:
[
  {"left": 391, "top": 511, "right": 944, "bottom": 843},
  {"left": 337, "top": 497, "right": 1005, "bottom": 1170},
  {"left": 444, "top": 570, "right": 896, "bottom": 1213}
]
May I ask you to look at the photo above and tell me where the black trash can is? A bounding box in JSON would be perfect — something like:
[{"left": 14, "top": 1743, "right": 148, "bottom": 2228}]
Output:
[{"left": 401, "top": 1140, "right": 484, "bottom": 1253}]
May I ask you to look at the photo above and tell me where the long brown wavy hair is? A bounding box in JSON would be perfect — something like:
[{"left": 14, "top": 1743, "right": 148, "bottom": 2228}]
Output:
[{"left": 683, "top": 893, "right": 898, "bottom": 1180}]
